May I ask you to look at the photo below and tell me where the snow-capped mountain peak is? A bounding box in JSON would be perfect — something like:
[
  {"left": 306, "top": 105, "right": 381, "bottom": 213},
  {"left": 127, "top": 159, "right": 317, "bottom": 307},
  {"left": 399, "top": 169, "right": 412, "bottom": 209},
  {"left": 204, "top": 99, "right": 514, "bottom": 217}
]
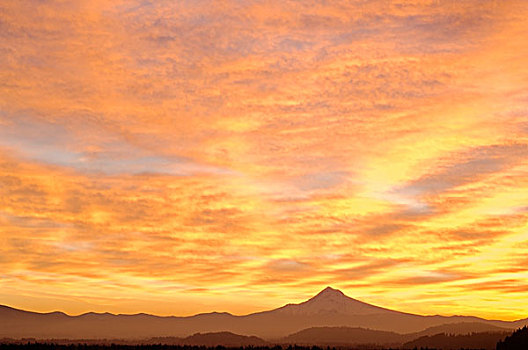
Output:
[{"left": 276, "top": 287, "right": 393, "bottom": 316}]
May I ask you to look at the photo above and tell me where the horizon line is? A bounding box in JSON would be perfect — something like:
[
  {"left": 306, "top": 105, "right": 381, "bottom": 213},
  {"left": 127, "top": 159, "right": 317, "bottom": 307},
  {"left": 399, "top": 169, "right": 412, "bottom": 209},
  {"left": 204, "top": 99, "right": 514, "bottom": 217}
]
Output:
[{"left": 2, "top": 287, "right": 526, "bottom": 322}]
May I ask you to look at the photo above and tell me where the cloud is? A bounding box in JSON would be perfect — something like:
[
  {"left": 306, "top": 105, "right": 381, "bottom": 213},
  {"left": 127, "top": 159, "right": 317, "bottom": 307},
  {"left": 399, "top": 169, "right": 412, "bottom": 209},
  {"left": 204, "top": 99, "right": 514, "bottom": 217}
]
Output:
[
  {"left": 333, "top": 258, "right": 408, "bottom": 280},
  {"left": 0, "top": 112, "right": 232, "bottom": 176},
  {"left": 266, "top": 259, "right": 310, "bottom": 273},
  {"left": 0, "top": 0, "right": 528, "bottom": 319},
  {"left": 390, "top": 272, "right": 466, "bottom": 286},
  {"left": 397, "top": 144, "right": 528, "bottom": 196}
]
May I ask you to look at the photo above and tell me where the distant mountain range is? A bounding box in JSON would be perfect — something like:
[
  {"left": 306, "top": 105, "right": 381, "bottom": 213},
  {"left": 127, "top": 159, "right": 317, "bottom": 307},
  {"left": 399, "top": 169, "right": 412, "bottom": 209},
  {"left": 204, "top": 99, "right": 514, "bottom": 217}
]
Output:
[{"left": 1, "top": 287, "right": 526, "bottom": 345}]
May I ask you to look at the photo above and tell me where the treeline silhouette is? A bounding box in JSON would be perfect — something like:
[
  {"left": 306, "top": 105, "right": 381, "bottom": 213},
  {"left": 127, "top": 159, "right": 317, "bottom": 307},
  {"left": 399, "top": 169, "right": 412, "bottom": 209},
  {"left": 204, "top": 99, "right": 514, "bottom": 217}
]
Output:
[
  {"left": 496, "top": 326, "right": 528, "bottom": 350},
  {"left": 0, "top": 329, "right": 523, "bottom": 350},
  {"left": 0, "top": 345, "right": 402, "bottom": 350}
]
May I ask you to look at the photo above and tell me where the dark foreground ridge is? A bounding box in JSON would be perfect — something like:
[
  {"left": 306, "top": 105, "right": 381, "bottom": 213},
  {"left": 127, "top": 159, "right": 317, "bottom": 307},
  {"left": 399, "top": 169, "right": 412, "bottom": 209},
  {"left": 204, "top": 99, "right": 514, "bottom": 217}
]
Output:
[
  {"left": 0, "top": 345, "right": 399, "bottom": 350},
  {"left": 497, "top": 326, "right": 528, "bottom": 350},
  {"left": 0, "top": 329, "right": 514, "bottom": 350},
  {"left": 0, "top": 325, "right": 512, "bottom": 350},
  {"left": 0, "top": 328, "right": 521, "bottom": 350},
  {"left": 402, "top": 331, "right": 509, "bottom": 349}
]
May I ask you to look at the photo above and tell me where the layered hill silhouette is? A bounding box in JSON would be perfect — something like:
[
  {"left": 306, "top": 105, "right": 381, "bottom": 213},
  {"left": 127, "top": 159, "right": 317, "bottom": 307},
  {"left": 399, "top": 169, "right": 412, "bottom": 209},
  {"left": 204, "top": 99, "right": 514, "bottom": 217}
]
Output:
[
  {"left": 403, "top": 331, "right": 511, "bottom": 350},
  {"left": 149, "top": 332, "right": 269, "bottom": 347},
  {"left": 1, "top": 287, "right": 527, "bottom": 341},
  {"left": 279, "top": 323, "right": 512, "bottom": 347},
  {"left": 281, "top": 326, "right": 404, "bottom": 346}
]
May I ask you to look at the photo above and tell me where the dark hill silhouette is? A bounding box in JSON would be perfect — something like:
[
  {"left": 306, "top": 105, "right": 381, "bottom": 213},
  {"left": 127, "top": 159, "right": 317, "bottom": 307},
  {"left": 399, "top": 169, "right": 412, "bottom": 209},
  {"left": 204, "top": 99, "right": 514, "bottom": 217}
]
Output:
[
  {"left": 279, "top": 323, "right": 512, "bottom": 347},
  {"left": 1, "top": 287, "right": 527, "bottom": 339},
  {"left": 280, "top": 326, "right": 404, "bottom": 346},
  {"left": 403, "top": 331, "right": 510, "bottom": 350},
  {"left": 147, "top": 332, "right": 267, "bottom": 347},
  {"left": 179, "top": 332, "right": 268, "bottom": 347},
  {"left": 412, "top": 322, "right": 511, "bottom": 337},
  {"left": 497, "top": 326, "right": 528, "bottom": 350}
]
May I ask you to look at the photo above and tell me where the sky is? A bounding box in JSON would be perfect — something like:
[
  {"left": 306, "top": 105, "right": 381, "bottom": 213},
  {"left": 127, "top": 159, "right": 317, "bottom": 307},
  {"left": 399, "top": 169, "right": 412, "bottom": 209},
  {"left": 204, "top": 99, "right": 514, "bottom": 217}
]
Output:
[{"left": 1, "top": 0, "right": 528, "bottom": 321}]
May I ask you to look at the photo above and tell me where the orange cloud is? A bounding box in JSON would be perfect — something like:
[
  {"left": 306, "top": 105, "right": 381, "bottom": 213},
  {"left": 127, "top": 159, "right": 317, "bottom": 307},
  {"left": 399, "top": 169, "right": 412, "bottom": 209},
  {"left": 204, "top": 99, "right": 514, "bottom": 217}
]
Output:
[{"left": 1, "top": 0, "right": 528, "bottom": 320}]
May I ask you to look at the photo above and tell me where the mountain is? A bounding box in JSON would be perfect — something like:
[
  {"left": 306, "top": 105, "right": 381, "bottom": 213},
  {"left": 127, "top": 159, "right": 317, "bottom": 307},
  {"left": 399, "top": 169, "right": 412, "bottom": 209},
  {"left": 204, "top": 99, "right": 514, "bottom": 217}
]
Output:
[
  {"left": 1, "top": 287, "right": 527, "bottom": 340},
  {"left": 272, "top": 287, "right": 395, "bottom": 316}
]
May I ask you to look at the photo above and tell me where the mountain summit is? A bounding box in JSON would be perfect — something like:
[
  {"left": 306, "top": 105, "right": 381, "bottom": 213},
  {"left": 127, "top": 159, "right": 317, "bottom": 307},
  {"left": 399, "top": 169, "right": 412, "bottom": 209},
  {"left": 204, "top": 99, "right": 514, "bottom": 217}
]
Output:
[
  {"left": 275, "top": 286, "right": 394, "bottom": 316},
  {"left": 312, "top": 286, "right": 346, "bottom": 299}
]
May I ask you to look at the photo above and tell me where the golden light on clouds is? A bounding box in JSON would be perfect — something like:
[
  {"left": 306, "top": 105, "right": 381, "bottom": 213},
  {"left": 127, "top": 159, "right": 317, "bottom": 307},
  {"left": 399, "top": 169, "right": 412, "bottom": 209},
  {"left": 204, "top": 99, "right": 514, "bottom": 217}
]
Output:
[{"left": 1, "top": 0, "right": 528, "bottom": 320}]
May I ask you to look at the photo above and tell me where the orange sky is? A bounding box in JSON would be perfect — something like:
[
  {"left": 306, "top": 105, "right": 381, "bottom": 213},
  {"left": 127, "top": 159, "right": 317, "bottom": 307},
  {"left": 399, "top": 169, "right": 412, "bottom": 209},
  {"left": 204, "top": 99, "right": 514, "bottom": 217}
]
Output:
[{"left": 1, "top": 0, "right": 528, "bottom": 320}]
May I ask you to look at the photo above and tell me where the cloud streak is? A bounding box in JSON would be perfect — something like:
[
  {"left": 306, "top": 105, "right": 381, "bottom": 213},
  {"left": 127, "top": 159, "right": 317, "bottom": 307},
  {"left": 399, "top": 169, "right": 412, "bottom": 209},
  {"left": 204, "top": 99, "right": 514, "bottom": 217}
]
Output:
[{"left": 1, "top": 0, "right": 528, "bottom": 320}]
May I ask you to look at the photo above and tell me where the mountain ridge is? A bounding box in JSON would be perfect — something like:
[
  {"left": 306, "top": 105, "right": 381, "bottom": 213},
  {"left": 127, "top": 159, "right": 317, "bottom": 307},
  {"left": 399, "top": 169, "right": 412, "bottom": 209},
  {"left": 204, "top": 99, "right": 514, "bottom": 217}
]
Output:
[{"left": 1, "top": 287, "right": 527, "bottom": 339}]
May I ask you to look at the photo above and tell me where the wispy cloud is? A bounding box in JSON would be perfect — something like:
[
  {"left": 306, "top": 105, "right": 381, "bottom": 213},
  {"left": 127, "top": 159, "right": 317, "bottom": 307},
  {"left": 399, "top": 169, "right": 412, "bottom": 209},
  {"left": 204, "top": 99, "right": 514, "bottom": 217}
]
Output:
[{"left": 0, "top": 0, "right": 528, "bottom": 320}]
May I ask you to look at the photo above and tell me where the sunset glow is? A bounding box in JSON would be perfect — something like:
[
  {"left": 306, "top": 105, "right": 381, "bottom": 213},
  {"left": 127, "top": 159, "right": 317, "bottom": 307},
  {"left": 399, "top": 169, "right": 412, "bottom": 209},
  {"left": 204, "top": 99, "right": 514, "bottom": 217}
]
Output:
[{"left": 1, "top": 0, "right": 528, "bottom": 321}]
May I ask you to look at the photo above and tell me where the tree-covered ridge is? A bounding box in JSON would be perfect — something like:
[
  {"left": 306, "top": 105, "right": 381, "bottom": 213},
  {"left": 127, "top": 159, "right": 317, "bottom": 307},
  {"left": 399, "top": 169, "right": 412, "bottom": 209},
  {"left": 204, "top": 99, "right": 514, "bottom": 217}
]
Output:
[
  {"left": 0, "top": 345, "right": 344, "bottom": 350},
  {"left": 496, "top": 326, "right": 528, "bottom": 350}
]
